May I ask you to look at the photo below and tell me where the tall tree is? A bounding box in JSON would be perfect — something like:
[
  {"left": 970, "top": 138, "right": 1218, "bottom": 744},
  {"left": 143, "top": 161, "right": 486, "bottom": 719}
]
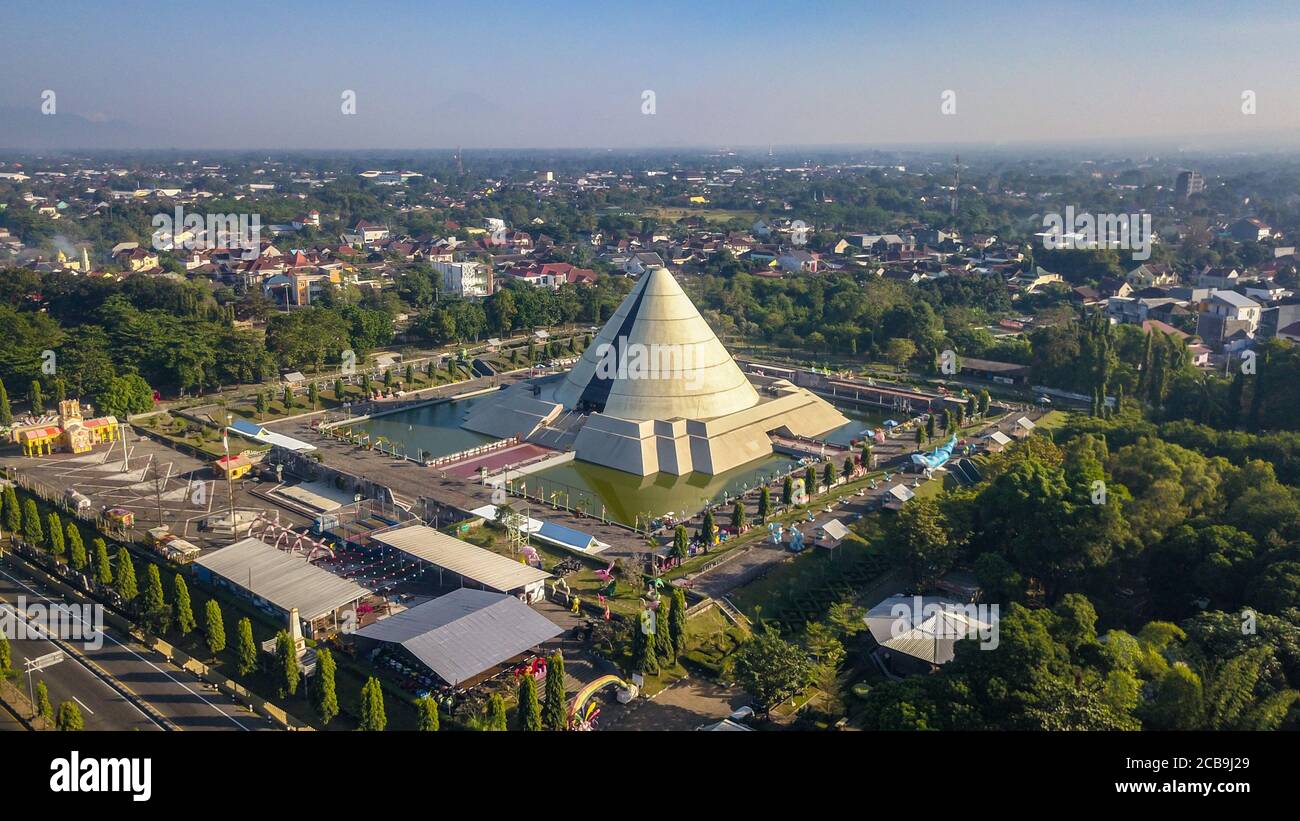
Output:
[
  {"left": 516, "top": 673, "right": 543, "bottom": 731},
  {"left": 655, "top": 595, "right": 676, "bottom": 667},
  {"left": 543, "top": 651, "right": 568, "bottom": 731},
  {"left": 113, "top": 547, "right": 138, "bottom": 604},
  {"left": 173, "top": 574, "right": 195, "bottom": 635},
  {"left": 141, "top": 563, "right": 170, "bottom": 634},
  {"left": 672, "top": 524, "right": 689, "bottom": 560},
  {"left": 205, "top": 599, "right": 226, "bottom": 655},
  {"left": 891, "top": 496, "right": 959, "bottom": 589},
  {"left": 416, "top": 695, "right": 440, "bottom": 731},
  {"left": 700, "top": 509, "right": 716, "bottom": 545},
  {"left": 1136, "top": 330, "right": 1153, "bottom": 398},
  {"left": 758, "top": 486, "right": 772, "bottom": 523},
  {"left": 782, "top": 475, "right": 794, "bottom": 506},
  {"left": 669, "top": 587, "right": 688, "bottom": 656},
  {"left": 731, "top": 499, "right": 746, "bottom": 534},
  {"left": 313, "top": 648, "right": 339, "bottom": 726},
  {"left": 66, "top": 523, "right": 87, "bottom": 571},
  {"left": 0, "top": 377, "right": 11, "bottom": 425},
  {"left": 55, "top": 701, "right": 84, "bottom": 731},
  {"left": 359, "top": 677, "right": 387, "bottom": 731},
  {"left": 272, "top": 630, "right": 300, "bottom": 697},
  {"left": 46, "top": 512, "right": 65, "bottom": 561},
  {"left": 35, "top": 681, "right": 54, "bottom": 724},
  {"left": 234, "top": 617, "right": 256, "bottom": 676},
  {"left": 2, "top": 485, "right": 19, "bottom": 535},
  {"left": 483, "top": 694, "right": 507, "bottom": 731},
  {"left": 94, "top": 538, "right": 112, "bottom": 586},
  {"left": 22, "top": 499, "right": 43, "bottom": 548},
  {"left": 633, "top": 611, "right": 659, "bottom": 675},
  {"left": 1145, "top": 662, "right": 1204, "bottom": 730},
  {"left": 1225, "top": 370, "right": 1244, "bottom": 429}
]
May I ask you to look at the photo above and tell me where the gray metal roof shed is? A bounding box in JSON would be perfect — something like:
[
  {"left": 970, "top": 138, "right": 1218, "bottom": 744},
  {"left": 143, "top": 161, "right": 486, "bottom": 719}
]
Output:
[
  {"left": 195, "top": 537, "right": 370, "bottom": 622},
  {"left": 353, "top": 588, "right": 562, "bottom": 686},
  {"left": 370, "top": 525, "right": 551, "bottom": 594}
]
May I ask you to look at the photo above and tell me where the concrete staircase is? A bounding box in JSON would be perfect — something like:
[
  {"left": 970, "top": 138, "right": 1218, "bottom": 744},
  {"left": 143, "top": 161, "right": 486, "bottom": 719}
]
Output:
[{"left": 716, "top": 597, "right": 752, "bottom": 636}]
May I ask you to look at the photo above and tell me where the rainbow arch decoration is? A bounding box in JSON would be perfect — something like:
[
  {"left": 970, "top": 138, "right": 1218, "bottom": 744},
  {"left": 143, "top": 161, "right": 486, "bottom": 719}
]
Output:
[{"left": 569, "top": 674, "right": 637, "bottom": 729}]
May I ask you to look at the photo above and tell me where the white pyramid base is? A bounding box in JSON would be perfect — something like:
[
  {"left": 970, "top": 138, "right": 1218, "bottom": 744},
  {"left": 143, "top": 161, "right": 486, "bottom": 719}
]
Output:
[{"left": 572, "top": 382, "right": 847, "bottom": 475}]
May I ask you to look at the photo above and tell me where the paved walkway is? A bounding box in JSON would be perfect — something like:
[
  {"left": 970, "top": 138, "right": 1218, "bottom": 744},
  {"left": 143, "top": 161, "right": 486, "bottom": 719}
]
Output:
[{"left": 601, "top": 676, "right": 750, "bottom": 731}]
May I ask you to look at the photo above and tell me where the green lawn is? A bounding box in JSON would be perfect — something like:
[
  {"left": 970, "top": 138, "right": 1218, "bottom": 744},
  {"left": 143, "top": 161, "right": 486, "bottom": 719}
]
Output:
[
  {"left": 678, "top": 605, "right": 747, "bottom": 678},
  {"left": 1035, "top": 409, "right": 1069, "bottom": 430}
]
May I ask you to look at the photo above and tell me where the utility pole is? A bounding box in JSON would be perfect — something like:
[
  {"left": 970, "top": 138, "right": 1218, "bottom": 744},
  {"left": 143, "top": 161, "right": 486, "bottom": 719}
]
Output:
[
  {"left": 223, "top": 415, "right": 236, "bottom": 530},
  {"left": 152, "top": 457, "right": 169, "bottom": 527},
  {"left": 951, "top": 154, "right": 961, "bottom": 218}
]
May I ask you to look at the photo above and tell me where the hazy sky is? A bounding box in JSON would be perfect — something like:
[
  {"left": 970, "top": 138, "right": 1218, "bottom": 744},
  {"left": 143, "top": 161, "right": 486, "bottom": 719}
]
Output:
[{"left": 4, "top": 0, "right": 1300, "bottom": 149}]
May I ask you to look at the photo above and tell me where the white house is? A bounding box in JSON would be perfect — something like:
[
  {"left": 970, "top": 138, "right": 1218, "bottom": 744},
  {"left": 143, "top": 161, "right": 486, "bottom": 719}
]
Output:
[
  {"left": 1205, "top": 291, "right": 1261, "bottom": 334},
  {"left": 341, "top": 219, "right": 389, "bottom": 247},
  {"left": 432, "top": 260, "right": 491, "bottom": 298}
]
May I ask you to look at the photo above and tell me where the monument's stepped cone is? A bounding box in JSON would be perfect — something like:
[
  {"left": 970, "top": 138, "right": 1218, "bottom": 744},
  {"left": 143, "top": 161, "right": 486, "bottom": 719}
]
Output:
[{"left": 554, "top": 266, "right": 760, "bottom": 420}]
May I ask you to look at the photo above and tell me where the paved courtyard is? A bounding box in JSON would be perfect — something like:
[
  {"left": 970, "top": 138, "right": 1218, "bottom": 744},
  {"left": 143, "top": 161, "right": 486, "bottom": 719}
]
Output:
[{"left": 0, "top": 432, "right": 311, "bottom": 549}]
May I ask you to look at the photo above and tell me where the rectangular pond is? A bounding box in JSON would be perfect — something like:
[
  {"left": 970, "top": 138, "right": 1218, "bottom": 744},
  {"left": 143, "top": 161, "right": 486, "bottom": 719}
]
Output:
[
  {"left": 352, "top": 396, "right": 495, "bottom": 459},
  {"left": 350, "top": 390, "right": 873, "bottom": 528},
  {"left": 506, "top": 453, "right": 802, "bottom": 528}
]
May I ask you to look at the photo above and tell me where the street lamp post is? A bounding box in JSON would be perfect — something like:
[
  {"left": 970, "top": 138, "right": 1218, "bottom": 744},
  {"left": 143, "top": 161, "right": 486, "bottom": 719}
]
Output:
[{"left": 224, "top": 414, "right": 236, "bottom": 529}]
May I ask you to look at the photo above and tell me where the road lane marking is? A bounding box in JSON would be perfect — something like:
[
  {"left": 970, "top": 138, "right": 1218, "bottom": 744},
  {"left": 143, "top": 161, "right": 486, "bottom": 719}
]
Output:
[
  {"left": 0, "top": 562, "right": 252, "bottom": 731},
  {"left": 3, "top": 601, "right": 161, "bottom": 729}
]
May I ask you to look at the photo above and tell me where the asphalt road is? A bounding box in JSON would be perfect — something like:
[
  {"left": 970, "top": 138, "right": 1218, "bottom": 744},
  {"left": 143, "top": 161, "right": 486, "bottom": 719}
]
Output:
[
  {"left": 0, "top": 599, "right": 161, "bottom": 732},
  {"left": 0, "top": 556, "right": 273, "bottom": 731}
]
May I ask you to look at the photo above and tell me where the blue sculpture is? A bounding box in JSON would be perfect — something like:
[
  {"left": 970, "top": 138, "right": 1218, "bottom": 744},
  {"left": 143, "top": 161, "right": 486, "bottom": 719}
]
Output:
[{"left": 911, "top": 433, "right": 958, "bottom": 470}]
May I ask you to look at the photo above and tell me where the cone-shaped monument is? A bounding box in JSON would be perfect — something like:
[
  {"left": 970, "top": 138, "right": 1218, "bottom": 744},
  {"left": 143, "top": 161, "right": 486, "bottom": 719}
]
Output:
[
  {"left": 554, "top": 266, "right": 759, "bottom": 420},
  {"left": 463, "top": 267, "right": 847, "bottom": 476}
]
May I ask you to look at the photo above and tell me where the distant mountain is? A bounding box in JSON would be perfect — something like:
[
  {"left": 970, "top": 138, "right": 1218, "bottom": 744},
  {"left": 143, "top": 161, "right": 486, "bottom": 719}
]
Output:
[{"left": 0, "top": 106, "right": 177, "bottom": 150}]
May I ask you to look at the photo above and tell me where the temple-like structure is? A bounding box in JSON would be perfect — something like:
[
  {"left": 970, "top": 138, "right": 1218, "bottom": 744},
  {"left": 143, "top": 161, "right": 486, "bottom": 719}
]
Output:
[
  {"left": 463, "top": 267, "right": 847, "bottom": 476},
  {"left": 9, "top": 400, "right": 119, "bottom": 457}
]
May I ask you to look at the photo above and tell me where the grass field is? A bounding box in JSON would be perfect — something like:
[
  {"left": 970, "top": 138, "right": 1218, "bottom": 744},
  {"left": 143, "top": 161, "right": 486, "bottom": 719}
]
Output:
[
  {"left": 641, "top": 206, "right": 758, "bottom": 224},
  {"left": 1035, "top": 409, "right": 1070, "bottom": 430},
  {"left": 679, "top": 604, "right": 747, "bottom": 678}
]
